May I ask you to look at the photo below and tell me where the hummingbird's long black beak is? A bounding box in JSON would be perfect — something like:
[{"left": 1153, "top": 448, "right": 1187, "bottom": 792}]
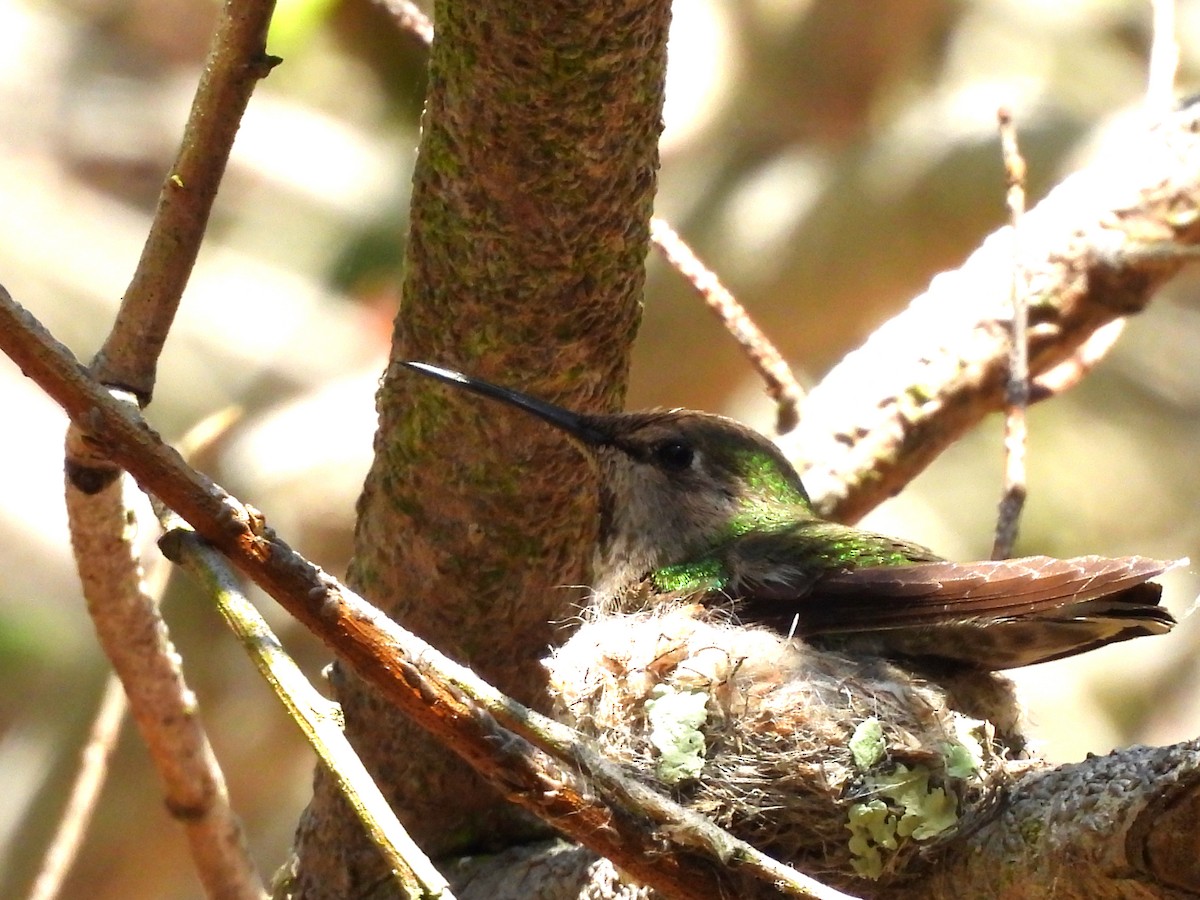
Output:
[{"left": 404, "top": 362, "right": 610, "bottom": 446}]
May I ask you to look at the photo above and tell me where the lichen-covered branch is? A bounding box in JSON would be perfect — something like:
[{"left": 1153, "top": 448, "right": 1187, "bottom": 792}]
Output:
[
  {"left": 908, "top": 742, "right": 1200, "bottom": 899},
  {"left": 161, "top": 524, "right": 454, "bottom": 900}
]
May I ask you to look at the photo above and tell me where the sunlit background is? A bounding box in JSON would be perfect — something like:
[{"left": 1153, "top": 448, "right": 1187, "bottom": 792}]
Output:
[{"left": 2, "top": 0, "right": 1200, "bottom": 896}]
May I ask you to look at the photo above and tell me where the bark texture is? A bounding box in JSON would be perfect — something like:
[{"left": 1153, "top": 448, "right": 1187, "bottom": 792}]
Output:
[{"left": 290, "top": 0, "right": 670, "bottom": 894}]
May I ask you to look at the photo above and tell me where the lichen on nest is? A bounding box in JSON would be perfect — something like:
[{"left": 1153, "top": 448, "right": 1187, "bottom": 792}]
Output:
[{"left": 544, "top": 606, "right": 1017, "bottom": 882}]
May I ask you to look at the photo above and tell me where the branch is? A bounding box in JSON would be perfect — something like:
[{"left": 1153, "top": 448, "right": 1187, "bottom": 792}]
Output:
[
  {"left": 88, "top": 0, "right": 280, "bottom": 400},
  {"left": 26, "top": 676, "right": 127, "bottom": 900},
  {"left": 159, "top": 518, "right": 453, "bottom": 900},
  {"left": 991, "top": 107, "right": 1029, "bottom": 560},
  {"left": 0, "top": 285, "right": 851, "bottom": 900},
  {"left": 904, "top": 741, "right": 1200, "bottom": 899},
  {"left": 56, "top": 2, "right": 281, "bottom": 894},
  {"left": 787, "top": 101, "right": 1200, "bottom": 523},
  {"left": 650, "top": 217, "right": 805, "bottom": 434},
  {"left": 62, "top": 435, "right": 265, "bottom": 899}
]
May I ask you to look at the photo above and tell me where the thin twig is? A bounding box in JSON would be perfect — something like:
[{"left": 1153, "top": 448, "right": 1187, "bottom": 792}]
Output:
[
  {"left": 650, "top": 217, "right": 804, "bottom": 434},
  {"left": 26, "top": 676, "right": 127, "bottom": 900},
  {"left": 375, "top": 0, "right": 434, "bottom": 45},
  {"left": 1148, "top": 0, "right": 1179, "bottom": 113},
  {"left": 1020, "top": 3, "right": 1174, "bottom": 405},
  {"left": 991, "top": 109, "right": 1029, "bottom": 560},
  {"left": 158, "top": 513, "right": 454, "bottom": 900},
  {"left": 88, "top": 0, "right": 281, "bottom": 400},
  {"left": 1029, "top": 319, "right": 1126, "bottom": 402},
  {"left": 0, "top": 283, "right": 853, "bottom": 900}
]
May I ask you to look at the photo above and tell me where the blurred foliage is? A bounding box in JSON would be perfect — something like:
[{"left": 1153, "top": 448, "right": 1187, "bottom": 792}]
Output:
[{"left": 1, "top": 0, "right": 1199, "bottom": 896}]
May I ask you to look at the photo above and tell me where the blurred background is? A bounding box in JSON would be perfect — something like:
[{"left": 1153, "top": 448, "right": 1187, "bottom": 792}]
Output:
[{"left": 2, "top": 0, "right": 1200, "bottom": 895}]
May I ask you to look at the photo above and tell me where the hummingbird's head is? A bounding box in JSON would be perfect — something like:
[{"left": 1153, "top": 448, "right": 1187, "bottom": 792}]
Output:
[{"left": 404, "top": 363, "right": 812, "bottom": 594}]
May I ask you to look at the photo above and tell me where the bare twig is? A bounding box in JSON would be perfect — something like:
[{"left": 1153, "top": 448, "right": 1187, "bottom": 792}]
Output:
[
  {"left": 1148, "top": 0, "right": 1179, "bottom": 113},
  {"left": 27, "top": 491, "right": 178, "bottom": 900},
  {"left": 0, "top": 284, "right": 852, "bottom": 900},
  {"left": 63, "top": 431, "right": 264, "bottom": 900},
  {"left": 650, "top": 217, "right": 804, "bottom": 434},
  {"left": 980, "top": 0, "right": 1185, "bottom": 455},
  {"left": 58, "top": 2, "right": 280, "bottom": 895},
  {"left": 88, "top": 0, "right": 280, "bottom": 400},
  {"left": 26, "top": 676, "right": 127, "bottom": 900},
  {"left": 991, "top": 109, "right": 1029, "bottom": 560},
  {"left": 158, "top": 514, "right": 454, "bottom": 900}
]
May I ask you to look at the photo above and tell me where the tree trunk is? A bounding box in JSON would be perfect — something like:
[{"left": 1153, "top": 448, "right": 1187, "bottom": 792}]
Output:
[{"left": 289, "top": 0, "right": 671, "bottom": 894}]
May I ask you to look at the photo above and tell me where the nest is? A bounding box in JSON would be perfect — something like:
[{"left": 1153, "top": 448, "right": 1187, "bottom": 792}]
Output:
[{"left": 544, "top": 606, "right": 1017, "bottom": 883}]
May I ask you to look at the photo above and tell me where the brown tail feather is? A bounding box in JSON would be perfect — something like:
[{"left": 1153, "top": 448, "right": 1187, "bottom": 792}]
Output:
[{"left": 735, "top": 555, "right": 1179, "bottom": 669}]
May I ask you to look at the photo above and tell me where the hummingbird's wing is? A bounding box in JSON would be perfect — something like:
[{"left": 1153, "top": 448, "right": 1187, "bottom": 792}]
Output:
[{"left": 725, "top": 548, "right": 1178, "bottom": 669}]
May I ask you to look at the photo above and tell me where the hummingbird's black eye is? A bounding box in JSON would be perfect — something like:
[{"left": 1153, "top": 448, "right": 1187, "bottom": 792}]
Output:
[{"left": 653, "top": 439, "right": 694, "bottom": 471}]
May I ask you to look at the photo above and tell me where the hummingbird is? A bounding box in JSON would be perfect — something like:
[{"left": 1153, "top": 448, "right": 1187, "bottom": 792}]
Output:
[{"left": 404, "top": 362, "right": 1178, "bottom": 671}]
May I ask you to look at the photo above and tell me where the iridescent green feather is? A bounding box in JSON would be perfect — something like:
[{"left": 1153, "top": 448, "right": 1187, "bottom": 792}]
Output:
[
  {"left": 652, "top": 557, "right": 729, "bottom": 594},
  {"left": 652, "top": 434, "right": 937, "bottom": 600},
  {"left": 725, "top": 520, "right": 940, "bottom": 573}
]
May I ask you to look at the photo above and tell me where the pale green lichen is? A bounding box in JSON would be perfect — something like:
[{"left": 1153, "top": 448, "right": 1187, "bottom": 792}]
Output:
[
  {"left": 846, "top": 800, "right": 896, "bottom": 878},
  {"left": 645, "top": 685, "right": 709, "bottom": 784},
  {"left": 942, "top": 716, "right": 987, "bottom": 778},
  {"left": 872, "top": 765, "right": 958, "bottom": 840},
  {"left": 847, "top": 764, "right": 960, "bottom": 878},
  {"left": 850, "top": 718, "right": 887, "bottom": 770}
]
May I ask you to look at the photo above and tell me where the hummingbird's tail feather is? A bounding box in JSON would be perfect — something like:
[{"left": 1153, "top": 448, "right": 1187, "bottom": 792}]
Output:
[{"left": 739, "top": 555, "right": 1180, "bottom": 670}]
